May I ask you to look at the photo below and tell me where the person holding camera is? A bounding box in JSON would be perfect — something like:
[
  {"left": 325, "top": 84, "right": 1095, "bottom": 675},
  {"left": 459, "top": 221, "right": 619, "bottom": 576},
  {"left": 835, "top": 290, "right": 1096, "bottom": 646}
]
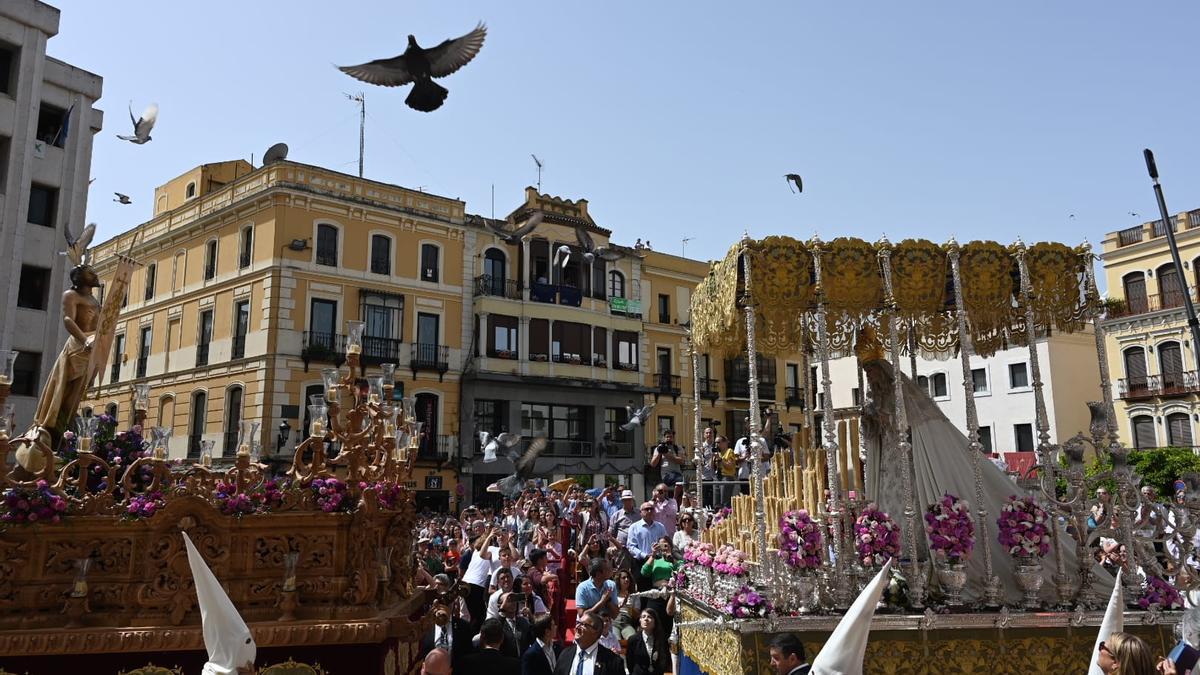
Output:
[{"left": 651, "top": 429, "right": 687, "bottom": 503}]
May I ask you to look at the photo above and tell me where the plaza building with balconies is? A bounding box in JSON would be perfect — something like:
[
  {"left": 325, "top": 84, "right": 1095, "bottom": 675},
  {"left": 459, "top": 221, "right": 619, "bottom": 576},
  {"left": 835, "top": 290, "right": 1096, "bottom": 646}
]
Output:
[
  {"left": 1101, "top": 208, "right": 1200, "bottom": 451},
  {"left": 79, "top": 159, "right": 467, "bottom": 511}
]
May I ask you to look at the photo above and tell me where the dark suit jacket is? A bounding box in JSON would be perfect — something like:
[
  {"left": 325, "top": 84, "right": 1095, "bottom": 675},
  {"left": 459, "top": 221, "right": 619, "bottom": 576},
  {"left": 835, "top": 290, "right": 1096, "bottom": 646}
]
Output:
[
  {"left": 499, "top": 616, "right": 532, "bottom": 658},
  {"left": 419, "top": 617, "right": 473, "bottom": 665},
  {"left": 520, "top": 640, "right": 559, "bottom": 675},
  {"left": 552, "top": 643, "right": 625, "bottom": 675},
  {"left": 459, "top": 647, "right": 521, "bottom": 675},
  {"left": 624, "top": 631, "right": 671, "bottom": 675}
]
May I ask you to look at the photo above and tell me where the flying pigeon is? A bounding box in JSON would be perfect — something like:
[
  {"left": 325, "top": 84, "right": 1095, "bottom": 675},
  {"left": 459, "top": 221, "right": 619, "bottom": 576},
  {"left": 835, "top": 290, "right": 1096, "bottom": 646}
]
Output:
[
  {"left": 338, "top": 23, "right": 487, "bottom": 113},
  {"left": 552, "top": 244, "right": 572, "bottom": 269},
  {"left": 487, "top": 437, "right": 549, "bottom": 499},
  {"left": 785, "top": 174, "right": 803, "bottom": 194},
  {"left": 574, "top": 225, "right": 622, "bottom": 264},
  {"left": 63, "top": 222, "right": 96, "bottom": 267},
  {"left": 116, "top": 102, "right": 158, "bottom": 144},
  {"left": 484, "top": 211, "right": 543, "bottom": 245},
  {"left": 113, "top": 192, "right": 131, "bottom": 205},
  {"left": 479, "top": 430, "right": 521, "bottom": 463},
  {"left": 620, "top": 404, "right": 654, "bottom": 431}
]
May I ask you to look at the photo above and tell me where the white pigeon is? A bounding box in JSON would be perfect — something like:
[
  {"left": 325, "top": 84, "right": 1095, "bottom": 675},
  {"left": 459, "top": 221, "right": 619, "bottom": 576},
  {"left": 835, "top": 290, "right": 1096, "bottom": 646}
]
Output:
[
  {"left": 63, "top": 222, "right": 96, "bottom": 267},
  {"left": 182, "top": 532, "right": 257, "bottom": 675},
  {"left": 620, "top": 403, "right": 654, "bottom": 431},
  {"left": 113, "top": 192, "right": 131, "bottom": 204},
  {"left": 479, "top": 430, "right": 521, "bottom": 463},
  {"left": 552, "top": 244, "right": 572, "bottom": 269},
  {"left": 117, "top": 101, "right": 158, "bottom": 144}
]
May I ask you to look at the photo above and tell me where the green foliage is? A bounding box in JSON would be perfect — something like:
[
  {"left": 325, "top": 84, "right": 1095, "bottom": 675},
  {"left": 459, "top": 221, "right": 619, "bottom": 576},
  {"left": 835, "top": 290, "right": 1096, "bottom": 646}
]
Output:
[{"left": 1129, "top": 447, "right": 1200, "bottom": 497}]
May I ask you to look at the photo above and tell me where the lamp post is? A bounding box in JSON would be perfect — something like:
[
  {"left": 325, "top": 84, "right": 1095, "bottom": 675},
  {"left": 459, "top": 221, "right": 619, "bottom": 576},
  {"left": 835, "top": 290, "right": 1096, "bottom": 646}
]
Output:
[{"left": 277, "top": 420, "right": 291, "bottom": 453}]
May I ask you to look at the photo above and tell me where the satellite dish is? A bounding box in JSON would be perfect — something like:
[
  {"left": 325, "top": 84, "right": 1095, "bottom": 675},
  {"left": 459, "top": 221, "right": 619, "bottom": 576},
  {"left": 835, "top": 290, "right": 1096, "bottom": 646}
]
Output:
[{"left": 262, "top": 143, "right": 289, "bottom": 165}]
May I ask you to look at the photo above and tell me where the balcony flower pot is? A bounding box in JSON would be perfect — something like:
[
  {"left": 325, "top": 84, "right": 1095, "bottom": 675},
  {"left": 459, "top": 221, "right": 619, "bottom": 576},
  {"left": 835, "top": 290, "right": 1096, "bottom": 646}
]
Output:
[{"left": 530, "top": 354, "right": 548, "bottom": 362}]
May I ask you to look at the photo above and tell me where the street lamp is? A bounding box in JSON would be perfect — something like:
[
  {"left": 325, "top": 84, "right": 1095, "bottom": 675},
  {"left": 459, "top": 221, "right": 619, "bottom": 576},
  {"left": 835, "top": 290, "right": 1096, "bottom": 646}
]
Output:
[{"left": 277, "top": 420, "right": 292, "bottom": 452}]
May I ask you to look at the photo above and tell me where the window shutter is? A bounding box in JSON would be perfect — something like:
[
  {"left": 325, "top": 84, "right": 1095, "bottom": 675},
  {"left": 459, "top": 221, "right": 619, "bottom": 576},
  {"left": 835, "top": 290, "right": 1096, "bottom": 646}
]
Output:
[
  {"left": 1168, "top": 413, "right": 1193, "bottom": 447},
  {"left": 1125, "top": 349, "right": 1148, "bottom": 393},
  {"left": 1133, "top": 415, "right": 1156, "bottom": 449}
]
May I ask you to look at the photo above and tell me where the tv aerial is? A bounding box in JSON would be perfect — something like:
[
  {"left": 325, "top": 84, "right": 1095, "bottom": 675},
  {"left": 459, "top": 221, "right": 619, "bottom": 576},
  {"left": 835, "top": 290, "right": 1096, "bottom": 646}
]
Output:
[
  {"left": 531, "top": 154, "right": 543, "bottom": 192},
  {"left": 262, "top": 143, "right": 289, "bottom": 165}
]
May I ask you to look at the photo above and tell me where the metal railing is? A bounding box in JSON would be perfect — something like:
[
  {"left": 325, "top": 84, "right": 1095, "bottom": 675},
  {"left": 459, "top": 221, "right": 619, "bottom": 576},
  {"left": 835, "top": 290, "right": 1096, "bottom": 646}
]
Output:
[
  {"left": 416, "top": 434, "right": 457, "bottom": 462},
  {"left": 614, "top": 361, "right": 638, "bottom": 372},
  {"left": 1152, "top": 219, "right": 1178, "bottom": 238},
  {"left": 362, "top": 335, "right": 403, "bottom": 364},
  {"left": 301, "top": 332, "right": 346, "bottom": 361},
  {"left": 195, "top": 344, "right": 210, "bottom": 367},
  {"left": 725, "top": 380, "right": 776, "bottom": 400},
  {"left": 231, "top": 335, "right": 246, "bottom": 360},
  {"left": 488, "top": 348, "right": 519, "bottom": 360},
  {"left": 553, "top": 354, "right": 587, "bottom": 365},
  {"left": 1106, "top": 287, "right": 1200, "bottom": 318},
  {"left": 698, "top": 377, "right": 718, "bottom": 401},
  {"left": 1116, "top": 226, "right": 1144, "bottom": 247},
  {"left": 530, "top": 281, "right": 558, "bottom": 304},
  {"left": 655, "top": 373, "right": 681, "bottom": 395},
  {"left": 316, "top": 249, "right": 337, "bottom": 267},
  {"left": 410, "top": 343, "right": 449, "bottom": 372},
  {"left": 474, "top": 274, "right": 522, "bottom": 299},
  {"left": 558, "top": 286, "right": 582, "bottom": 307},
  {"left": 785, "top": 386, "right": 804, "bottom": 409},
  {"left": 1118, "top": 370, "right": 1200, "bottom": 399}
]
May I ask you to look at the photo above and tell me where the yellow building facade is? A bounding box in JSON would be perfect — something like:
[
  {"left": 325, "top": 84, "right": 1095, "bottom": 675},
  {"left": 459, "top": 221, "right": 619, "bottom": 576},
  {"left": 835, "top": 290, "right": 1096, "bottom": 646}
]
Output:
[
  {"left": 80, "top": 160, "right": 467, "bottom": 510},
  {"left": 1100, "top": 208, "right": 1200, "bottom": 450}
]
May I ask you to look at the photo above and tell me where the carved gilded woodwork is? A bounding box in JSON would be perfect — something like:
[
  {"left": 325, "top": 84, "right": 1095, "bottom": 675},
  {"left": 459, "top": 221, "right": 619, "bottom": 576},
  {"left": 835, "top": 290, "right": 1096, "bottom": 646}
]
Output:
[{"left": 118, "top": 666, "right": 184, "bottom": 675}]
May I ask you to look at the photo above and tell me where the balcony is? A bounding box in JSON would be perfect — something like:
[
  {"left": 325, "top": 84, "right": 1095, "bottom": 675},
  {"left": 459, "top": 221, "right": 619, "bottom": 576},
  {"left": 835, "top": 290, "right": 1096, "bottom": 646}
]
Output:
[
  {"left": 231, "top": 335, "right": 246, "bottom": 360},
  {"left": 1116, "top": 225, "right": 1144, "bottom": 248},
  {"left": 415, "top": 434, "right": 457, "bottom": 464},
  {"left": 552, "top": 354, "right": 587, "bottom": 366},
  {"left": 531, "top": 282, "right": 558, "bottom": 304},
  {"left": 301, "top": 331, "right": 346, "bottom": 371},
  {"left": 196, "top": 343, "right": 210, "bottom": 367},
  {"left": 725, "top": 380, "right": 776, "bottom": 401},
  {"left": 474, "top": 274, "right": 522, "bottom": 300},
  {"left": 135, "top": 357, "right": 147, "bottom": 379},
  {"left": 614, "top": 361, "right": 638, "bottom": 372},
  {"left": 1118, "top": 371, "right": 1200, "bottom": 400},
  {"left": 361, "top": 335, "right": 403, "bottom": 366},
  {"left": 543, "top": 440, "right": 593, "bottom": 457},
  {"left": 785, "top": 386, "right": 805, "bottom": 410},
  {"left": 410, "top": 343, "right": 450, "bottom": 379},
  {"left": 558, "top": 286, "right": 582, "bottom": 307},
  {"left": 698, "top": 377, "right": 719, "bottom": 402},
  {"left": 488, "top": 348, "right": 518, "bottom": 360},
  {"left": 601, "top": 441, "right": 633, "bottom": 458},
  {"left": 1106, "top": 287, "right": 1200, "bottom": 319},
  {"left": 654, "top": 373, "right": 682, "bottom": 402}
]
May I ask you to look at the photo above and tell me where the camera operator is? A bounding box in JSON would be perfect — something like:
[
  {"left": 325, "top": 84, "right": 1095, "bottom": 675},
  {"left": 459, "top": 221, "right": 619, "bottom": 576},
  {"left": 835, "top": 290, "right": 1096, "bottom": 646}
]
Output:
[{"left": 650, "top": 429, "right": 687, "bottom": 503}]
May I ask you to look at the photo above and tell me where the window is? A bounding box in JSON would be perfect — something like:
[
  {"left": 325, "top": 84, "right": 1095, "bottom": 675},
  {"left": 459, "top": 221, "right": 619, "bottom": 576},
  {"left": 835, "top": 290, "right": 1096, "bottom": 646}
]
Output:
[
  {"left": 189, "top": 391, "right": 207, "bottom": 458},
  {"left": 971, "top": 368, "right": 988, "bottom": 394},
  {"left": 529, "top": 318, "right": 549, "bottom": 360},
  {"left": 592, "top": 327, "right": 608, "bottom": 365},
  {"left": 137, "top": 326, "right": 152, "bottom": 378},
  {"left": 0, "top": 43, "right": 15, "bottom": 96},
  {"left": 316, "top": 224, "right": 338, "bottom": 266},
  {"left": 482, "top": 248, "right": 506, "bottom": 296},
  {"left": 11, "top": 351, "right": 39, "bottom": 396},
  {"left": 16, "top": 265, "right": 50, "bottom": 310},
  {"left": 658, "top": 294, "right": 670, "bottom": 323},
  {"left": 223, "top": 387, "right": 242, "bottom": 456},
  {"left": 111, "top": 334, "right": 125, "bottom": 383},
  {"left": 657, "top": 416, "right": 674, "bottom": 438},
  {"left": 1123, "top": 272, "right": 1148, "bottom": 314},
  {"left": 605, "top": 408, "right": 630, "bottom": 445},
  {"left": 1009, "top": 363, "right": 1029, "bottom": 389},
  {"left": 1014, "top": 423, "right": 1034, "bottom": 452},
  {"left": 474, "top": 399, "right": 505, "bottom": 454},
  {"left": 931, "top": 372, "right": 948, "bottom": 399},
  {"left": 590, "top": 259, "right": 607, "bottom": 300},
  {"left": 27, "top": 184, "right": 57, "bottom": 227},
  {"left": 614, "top": 331, "right": 638, "bottom": 370},
  {"left": 370, "top": 234, "right": 391, "bottom": 275},
  {"left": 173, "top": 251, "right": 186, "bottom": 291},
  {"left": 1132, "top": 415, "right": 1156, "bottom": 450},
  {"left": 1160, "top": 341, "right": 1185, "bottom": 390},
  {"left": 1167, "top": 412, "right": 1193, "bottom": 447},
  {"left": 361, "top": 291, "right": 404, "bottom": 358},
  {"left": 239, "top": 226, "right": 253, "bottom": 269},
  {"left": 144, "top": 263, "right": 157, "bottom": 301},
  {"left": 609, "top": 271, "right": 625, "bottom": 299},
  {"left": 36, "top": 103, "right": 67, "bottom": 147},
  {"left": 414, "top": 393, "right": 440, "bottom": 459},
  {"left": 203, "top": 240, "right": 217, "bottom": 280},
  {"left": 309, "top": 298, "right": 338, "bottom": 339},
  {"left": 105, "top": 402, "right": 118, "bottom": 424},
  {"left": 852, "top": 387, "right": 862, "bottom": 406},
  {"left": 232, "top": 301, "right": 249, "bottom": 359},
  {"left": 421, "top": 244, "right": 439, "bottom": 282},
  {"left": 489, "top": 314, "right": 518, "bottom": 357},
  {"left": 552, "top": 321, "right": 589, "bottom": 362},
  {"left": 185, "top": 182, "right": 196, "bottom": 199},
  {"left": 196, "top": 310, "right": 213, "bottom": 367},
  {"left": 978, "top": 426, "right": 993, "bottom": 453},
  {"left": 521, "top": 403, "right": 588, "bottom": 454},
  {"left": 917, "top": 375, "right": 929, "bottom": 393},
  {"left": 0, "top": 135, "right": 10, "bottom": 193}
]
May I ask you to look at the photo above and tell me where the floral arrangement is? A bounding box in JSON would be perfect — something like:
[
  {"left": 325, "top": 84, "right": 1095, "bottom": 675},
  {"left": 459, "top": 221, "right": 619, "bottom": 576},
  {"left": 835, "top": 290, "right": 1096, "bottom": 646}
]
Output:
[
  {"left": 215, "top": 479, "right": 287, "bottom": 516},
  {"left": 61, "top": 417, "right": 162, "bottom": 496},
  {"left": 712, "top": 544, "right": 749, "bottom": 576},
  {"left": 996, "top": 495, "right": 1051, "bottom": 558},
  {"left": 1140, "top": 575, "right": 1184, "bottom": 610},
  {"left": 777, "top": 509, "right": 823, "bottom": 570},
  {"left": 124, "top": 490, "right": 166, "bottom": 520},
  {"left": 683, "top": 542, "right": 715, "bottom": 568},
  {"left": 2, "top": 480, "right": 68, "bottom": 524},
  {"left": 924, "top": 493, "right": 975, "bottom": 564},
  {"left": 710, "top": 507, "right": 732, "bottom": 527},
  {"left": 363, "top": 480, "right": 404, "bottom": 510},
  {"left": 311, "top": 477, "right": 351, "bottom": 513},
  {"left": 726, "top": 584, "right": 771, "bottom": 618},
  {"left": 855, "top": 503, "right": 901, "bottom": 567},
  {"left": 671, "top": 569, "right": 689, "bottom": 590}
]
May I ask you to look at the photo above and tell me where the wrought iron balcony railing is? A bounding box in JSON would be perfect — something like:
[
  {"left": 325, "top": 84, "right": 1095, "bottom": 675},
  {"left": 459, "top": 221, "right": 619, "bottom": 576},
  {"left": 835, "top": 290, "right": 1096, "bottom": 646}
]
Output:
[
  {"left": 361, "top": 335, "right": 403, "bottom": 364},
  {"left": 301, "top": 331, "right": 346, "bottom": 370},
  {"left": 725, "top": 380, "right": 776, "bottom": 400},
  {"left": 543, "top": 440, "right": 593, "bottom": 457},
  {"left": 1106, "top": 287, "right": 1200, "bottom": 319},
  {"left": 785, "top": 386, "right": 805, "bottom": 410},
  {"left": 1118, "top": 370, "right": 1200, "bottom": 399},
  {"left": 474, "top": 274, "right": 522, "bottom": 299},
  {"left": 655, "top": 373, "right": 681, "bottom": 395},
  {"left": 698, "top": 377, "right": 719, "bottom": 402},
  {"left": 410, "top": 343, "right": 449, "bottom": 374}
]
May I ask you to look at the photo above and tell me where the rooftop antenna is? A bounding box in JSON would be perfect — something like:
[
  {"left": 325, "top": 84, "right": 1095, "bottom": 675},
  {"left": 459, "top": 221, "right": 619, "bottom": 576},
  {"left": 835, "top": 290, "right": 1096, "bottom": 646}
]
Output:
[
  {"left": 345, "top": 92, "right": 365, "bottom": 178},
  {"left": 681, "top": 237, "right": 694, "bottom": 258},
  {"left": 531, "top": 154, "right": 543, "bottom": 192}
]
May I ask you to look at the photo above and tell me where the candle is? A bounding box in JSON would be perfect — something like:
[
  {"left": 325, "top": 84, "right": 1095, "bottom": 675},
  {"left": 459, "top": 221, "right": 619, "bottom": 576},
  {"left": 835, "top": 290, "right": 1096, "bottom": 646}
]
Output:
[
  {"left": 383, "top": 421, "right": 396, "bottom": 439},
  {"left": 347, "top": 344, "right": 362, "bottom": 355},
  {"left": 283, "top": 576, "right": 296, "bottom": 592},
  {"left": 0, "top": 375, "right": 9, "bottom": 385},
  {"left": 311, "top": 419, "right": 325, "bottom": 437},
  {"left": 72, "top": 581, "right": 87, "bottom": 597},
  {"left": 79, "top": 437, "right": 92, "bottom": 452},
  {"left": 851, "top": 418, "right": 864, "bottom": 492},
  {"left": 154, "top": 446, "right": 166, "bottom": 460},
  {"left": 239, "top": 444, "right": 250, "bottom": 456},
  {"left": 201, "top": 453, "right": 212, "bottom": 467},
  {"left": 369, "top": 393, "right": 381, "bottom": 405}
]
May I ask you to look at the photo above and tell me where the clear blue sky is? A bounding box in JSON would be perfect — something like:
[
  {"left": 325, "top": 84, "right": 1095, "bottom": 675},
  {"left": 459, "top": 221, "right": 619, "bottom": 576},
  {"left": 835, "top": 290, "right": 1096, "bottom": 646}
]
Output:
[{"left": 48, "top": 1, "right": 1200, "bottom": 266}]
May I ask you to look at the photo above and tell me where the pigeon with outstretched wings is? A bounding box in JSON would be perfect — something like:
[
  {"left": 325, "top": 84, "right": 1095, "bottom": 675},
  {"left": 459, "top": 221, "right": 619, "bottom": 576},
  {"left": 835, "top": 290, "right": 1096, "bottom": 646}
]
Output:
[
  {"left": 488, "top": 437, "right": 549, "bottom": 499},
  {"left": 63, "top": 222, "right": 96, "bottom": 267},
  {"left": 620, "top": 404, "right": 654, "bottom": 431},
  {"left": 338, "top": 23, "right": 486, "bottom": 112},
  {"left": 479, "top": 430, "right": 521, "bottom": 463},
  {"left": 574, "top": 225, "right": 622, "bottom": 264},
  {"left": 117, "top": 102, "right": 158, "bottom": 144},
  {"left": 552, "top": 244, "right": 572, "bottom": 269},
  {"left": 113, "top": 192, "right": 131, "bottom": 204},
  {"left": 484, "top": 211, "right": 543, "bottom": 245},
  {"left": 784, "top": 174, "right": 803, "bottom": 193}
]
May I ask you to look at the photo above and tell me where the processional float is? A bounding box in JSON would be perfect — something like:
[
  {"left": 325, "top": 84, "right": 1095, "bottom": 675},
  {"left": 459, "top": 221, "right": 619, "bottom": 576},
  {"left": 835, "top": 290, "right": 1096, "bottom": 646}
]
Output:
[{"left": 676, "top": 234, "right": 1191, "bottom": 674}]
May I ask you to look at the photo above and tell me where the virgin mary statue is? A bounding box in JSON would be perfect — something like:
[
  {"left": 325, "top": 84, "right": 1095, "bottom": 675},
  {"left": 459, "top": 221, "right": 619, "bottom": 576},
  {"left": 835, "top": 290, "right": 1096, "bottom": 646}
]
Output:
[{"left": 857, "top": 335, "right": 1112, "bottom": 604}]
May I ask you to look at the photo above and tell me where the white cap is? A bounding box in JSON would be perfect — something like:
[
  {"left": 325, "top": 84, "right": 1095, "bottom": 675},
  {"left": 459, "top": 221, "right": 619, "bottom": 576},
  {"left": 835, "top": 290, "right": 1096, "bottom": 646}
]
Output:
[
  {"left": 1088, "top": 568, "right": 1124, "bottom": 675},
  {"left": 621, "top": 490, "right": 635, "bottom": 500},
  {"left": 811, "top": 559, "right": 893, "bottom": 675},
  {"left": 182, "top": 531, "right": 257, "bottom": 675}
]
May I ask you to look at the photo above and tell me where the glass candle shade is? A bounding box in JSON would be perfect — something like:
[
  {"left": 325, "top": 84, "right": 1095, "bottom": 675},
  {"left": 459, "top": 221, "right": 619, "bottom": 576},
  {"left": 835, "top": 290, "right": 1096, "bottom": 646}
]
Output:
[
  {"left": 308, "top": 404, "right": 328, "bottom": 438},
  {"left": 283, "top": 551, "right": 300, "bottom": 592},
  {"left": 377, "top": 546, "right": 394, "bottom": 581},
  {"left": 77, "top": 416, "right": 98, "bottom": 452},
  {"left": 238, "top": 420, "right": 261, "bottom": 457},
  {"left": 132, "top": 383, "right": 151, "bottom": 413},
  {"left": 153, "top": 426, "right": 173, "bottom": 459},
  {"left": 72, "top": 558, "right": 92, "bottom": 598},
  {"left": 200, "top": 439, "right": 215, "bottom": 467},
  {"left": 381, "top": 407, "right": 397, "bottom": 439},
  {"left": 345, "top": 320, "right": 365, "bottom": 356},
  {"left": 322, "top": 369, "right": 341, "bottom": 403},
  {"left": 367, "top": 376, "right": 384, "bottom": 405},
  {"left": 0, "top": 350, "right": 17, "bottom": 386},
  {"left": 408, "top": 422, "right": 424, "bottom": 450},
  {"left": 380, "top": 363, "right": 396, "bottom": 391}
]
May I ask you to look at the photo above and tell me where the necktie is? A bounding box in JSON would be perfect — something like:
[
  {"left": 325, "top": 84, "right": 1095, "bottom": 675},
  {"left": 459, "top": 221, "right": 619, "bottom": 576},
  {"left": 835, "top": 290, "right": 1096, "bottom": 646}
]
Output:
[
  {"left": 436, "top": 628, "right": 449, "bottom": 649},
  {"left": 575, "top": 649, "right": 587, "bottom": 675}
]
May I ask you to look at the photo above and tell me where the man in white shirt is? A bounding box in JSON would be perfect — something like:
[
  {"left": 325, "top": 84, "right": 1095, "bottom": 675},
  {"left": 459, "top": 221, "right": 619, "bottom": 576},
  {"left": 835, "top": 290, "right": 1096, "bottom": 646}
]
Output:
[
  {"left": 486, "top": 567, "right": 515, "bottom": 619},
  {"left": 553, "top": 610, "right": 624, "bottom": 675},
  {"left": 520, "top": 615, "right": 559, "bottom": 675}
]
